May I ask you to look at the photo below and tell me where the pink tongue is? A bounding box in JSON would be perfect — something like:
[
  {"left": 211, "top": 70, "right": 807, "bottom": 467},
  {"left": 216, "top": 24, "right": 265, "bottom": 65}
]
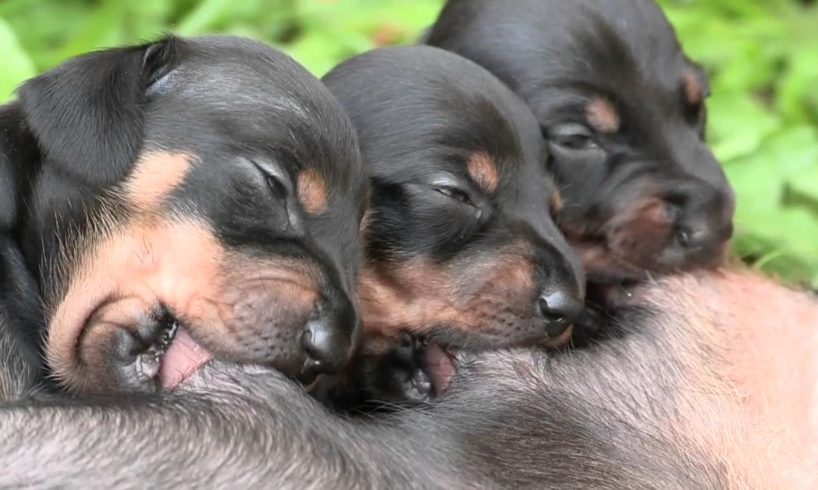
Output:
[
  {"left": 158, "top": 327, "right": 212, "bottom": 390},
  {"left": 425, "top": 343, "right": 456, "bottom": 396}
]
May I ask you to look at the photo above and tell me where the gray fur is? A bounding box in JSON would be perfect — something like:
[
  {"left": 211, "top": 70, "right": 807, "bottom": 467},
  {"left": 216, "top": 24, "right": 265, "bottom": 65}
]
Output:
[
  {"left": 0, "top": 317, "right": 37, "bottom": 400},
  {"left": 0, "top": 294, "right": 732, "bottom": 489}
]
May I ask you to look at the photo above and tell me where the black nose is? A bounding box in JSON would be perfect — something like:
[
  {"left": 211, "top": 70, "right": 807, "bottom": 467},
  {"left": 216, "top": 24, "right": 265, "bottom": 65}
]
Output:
[
  {"left": 676, "top": 225, "right": 709, "bottom": 250},
  {"left": 675, "top": 217, "right": 734, "bottom": 256},
  {"left": 537, "top": 290, "right": 583, "bottom": 337},
  {"left": 301, "top": 319, "right": 349, "bottom": 376},
  {"left": 671, "top": 182, "right": 735, "bottom": 256},
  {"left": 301, "top": 297, "right": 358, "bottom": 377}
]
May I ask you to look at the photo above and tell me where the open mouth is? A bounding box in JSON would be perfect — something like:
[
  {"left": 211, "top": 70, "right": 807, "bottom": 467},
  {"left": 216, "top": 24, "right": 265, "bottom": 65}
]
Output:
[
  {"left": 422, "top": 340, "right": 458, "bottom": 397},
  {"left": 134, "top": 316, "right": 213, "bottom": 390},
  {"left": 406, "top": 325, "right": 577, "bottom": 401},
  {"left": 399, "top": 337, "right": 458, "bottom": 400}
]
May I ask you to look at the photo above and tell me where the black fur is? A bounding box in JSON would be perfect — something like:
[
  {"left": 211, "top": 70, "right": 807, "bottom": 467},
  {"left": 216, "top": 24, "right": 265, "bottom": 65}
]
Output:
[
  {"left": 426, "top": 0, "right": 735, "bottom": 286},
  {"left": 0, "top": 236, "right": 43, "bottom": 400},
  {"left": 320, "top": 46, "right": 585, "bottom": 407},
  {"left": 0, "top": 36, "right": 367, "bottom": 396},
  {"left": 1, "top": 104, "right": 45, "bottom": 400}
]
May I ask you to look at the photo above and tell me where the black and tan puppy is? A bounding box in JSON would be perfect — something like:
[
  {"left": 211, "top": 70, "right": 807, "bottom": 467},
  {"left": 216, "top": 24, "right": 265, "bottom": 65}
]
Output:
[
  {"left": 426, "top": 0, "right": 735, "bottom": 289},
  {"left": 0, "top": 36, "right": 367, "bottom": 396},
  {"left": 320, "top": 46, "right": 584, "bottom": 404}
]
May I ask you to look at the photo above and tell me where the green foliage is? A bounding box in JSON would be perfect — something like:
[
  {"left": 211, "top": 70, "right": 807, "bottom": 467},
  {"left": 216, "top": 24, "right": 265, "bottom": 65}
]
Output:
[
  {"left": 0, "top": 17, "right": 35, "bottom": 100},
  {"left": 659, "top": 0, "right": 818, "bottom": 286},
  {"left": 1, "top": 0, "right": 816, "bottom": 285}
]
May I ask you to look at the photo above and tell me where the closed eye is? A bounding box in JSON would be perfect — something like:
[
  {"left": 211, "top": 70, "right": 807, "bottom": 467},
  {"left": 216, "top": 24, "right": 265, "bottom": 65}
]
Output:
[
  {"left": 547, "top": 123, "right": 599, "bottom": 151},
  {"left": 436, "top": 186, "right": 473, "bottom": 206},
  {"left": 265, "top": 173, "right": 287, "bottom": 199},
  {"left": 250, "top": 158, "right": 291, "bottom": 200}
]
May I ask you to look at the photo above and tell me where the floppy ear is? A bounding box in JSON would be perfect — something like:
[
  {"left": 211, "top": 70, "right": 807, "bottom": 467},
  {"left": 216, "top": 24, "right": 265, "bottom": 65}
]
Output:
[
  {"left": 682, "top": 59, "right": 711, "bottom": 102},
  {"left": 17, "top": 36, "right": 183, "bottom": 187},
  {"left": 0, "top": 103, "right": 37, "bottom": 232},
  {"left": 0, "top": 105, "right": 44, "bottom": 390},
  {"left": 0, "top": 131, "right": 18, "bottom": 232}
]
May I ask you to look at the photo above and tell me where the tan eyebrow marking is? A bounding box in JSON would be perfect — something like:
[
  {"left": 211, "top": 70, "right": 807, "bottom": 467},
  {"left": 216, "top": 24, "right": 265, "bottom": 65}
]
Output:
[
  {"left": 585, "top": 98, "right": 620, "bottom": 134},
  {"left": 550, "top": 189, "right": 564, "bottom": 216},
  {"left": 124, "top": 151, "right": 193, "bottom": 210},
  {"left": 297, "top": 168, "right": 329, "bottom": 215},
  {"left": 466, "top": 152, "right": 499, "bottom": 193}
]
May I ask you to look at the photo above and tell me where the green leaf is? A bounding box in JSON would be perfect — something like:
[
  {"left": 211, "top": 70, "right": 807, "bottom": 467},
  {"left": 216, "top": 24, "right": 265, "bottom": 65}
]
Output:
[
  {"left": 0, "top": 16, "right": 35, "bottom": 101},
  {"left": 56, "top": 0, "right": 127, "bottom": 61},
  {"left": 708, "top": 92, "right": 780, "bottom": 162},
  {"left": 175, "top": 0, "right": 233, "bottom": 36},
  {"left": 726, "top": 127, "right": 818, "bottom": 282},
  {"left": 785, "top": 165, "right": 818, "bottom": 214},
  {"left": 777, "top": 48, "right": 818, "bottom": 123}
]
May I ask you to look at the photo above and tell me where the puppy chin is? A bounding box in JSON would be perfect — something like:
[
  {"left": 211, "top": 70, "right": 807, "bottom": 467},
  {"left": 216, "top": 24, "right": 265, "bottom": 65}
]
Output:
[{"left": 60, "top": 294, "right": 214, "bottom": 395}]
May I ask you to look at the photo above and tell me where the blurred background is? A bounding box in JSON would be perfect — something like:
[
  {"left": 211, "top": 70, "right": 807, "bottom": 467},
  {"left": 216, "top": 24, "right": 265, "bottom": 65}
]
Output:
[{"left": 1, "top": 0, "right": 817, "bottom": 286}]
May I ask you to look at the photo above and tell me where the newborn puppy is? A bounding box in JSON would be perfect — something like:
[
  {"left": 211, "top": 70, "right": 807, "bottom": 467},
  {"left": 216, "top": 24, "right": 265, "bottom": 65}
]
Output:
[
  {"left": 320, "top": 46, "right": 584, "bottom": 406},
  {"left": 0, "top": 36, "right": 367, "bottom": 396},
  {"left": 426, "top": 0, "right": 735, "bottom": 292}
]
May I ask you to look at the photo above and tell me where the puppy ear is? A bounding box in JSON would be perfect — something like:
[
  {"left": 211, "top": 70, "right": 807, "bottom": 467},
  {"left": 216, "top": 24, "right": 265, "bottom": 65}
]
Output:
[
  {"left": 0, "top": 105, "right": 44, "bottom": 383},
  {"left": 0, "top": 131, "right": 18, "bottom": 231},
  {"left": 0, "top": 103, "right": 37, "bottom": 231},
  {"left": 17, "top": 36, "right": 183, "bottom": 187},
  {"left": 683, "top": 59, "right": 711, "bottom": 102}
]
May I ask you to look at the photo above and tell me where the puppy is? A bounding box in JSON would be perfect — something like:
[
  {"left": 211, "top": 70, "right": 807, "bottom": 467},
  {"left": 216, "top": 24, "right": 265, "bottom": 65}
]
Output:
[
  {"left": 426, "top": 0, "right": 736, "bottom": 290},
  {"left": 320, "top": 46, "right": 584, "bottom": 405},
  {"left": 0, "top": 36, "right": 367, "bottom": 396}
]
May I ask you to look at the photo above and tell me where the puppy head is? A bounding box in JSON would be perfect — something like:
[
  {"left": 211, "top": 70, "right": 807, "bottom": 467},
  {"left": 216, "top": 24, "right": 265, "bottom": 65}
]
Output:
[
  {"left": 10, "top": 36, "right": 367, "bottom": 394},
  {"left": 427, "top": 0, "right": 736, "bottom": 282},
  {"left": 324, "top": 46, "right": 584, "bottom": 362}
]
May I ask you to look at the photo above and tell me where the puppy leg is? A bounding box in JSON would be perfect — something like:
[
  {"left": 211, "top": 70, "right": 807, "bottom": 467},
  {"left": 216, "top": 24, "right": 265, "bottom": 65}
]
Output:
[{"left": 315, "top": 333, "right": 433, "bottom": 412}]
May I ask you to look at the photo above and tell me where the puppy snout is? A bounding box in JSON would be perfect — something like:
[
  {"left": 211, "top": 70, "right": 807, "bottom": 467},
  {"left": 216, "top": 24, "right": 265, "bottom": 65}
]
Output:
[
  {"left": 525, "top": 225, "right": 586, "bottom": 337},
  {"left": 300, "top": 294, "right": 358, "bottom": 377},
  {"left": 675, "top": 226, "right": 706, "bottom": 250},
  {"left": 676, "top": 221, "right": 733, "bottom": 251},
  {"left": 301, "top": 320, "right": 347, "bottom": 375},
  {"left": 670, "top": 183, "right": 735, "bottom": 261},
  {"left": 537, "top": 287, "right": 583, "bottom": 337}
]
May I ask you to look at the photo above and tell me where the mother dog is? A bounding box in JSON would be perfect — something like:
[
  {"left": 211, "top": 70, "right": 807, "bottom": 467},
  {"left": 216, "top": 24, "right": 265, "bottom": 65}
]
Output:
[{"left": 3, "top": 270, "right": 816, "bottom": 488}]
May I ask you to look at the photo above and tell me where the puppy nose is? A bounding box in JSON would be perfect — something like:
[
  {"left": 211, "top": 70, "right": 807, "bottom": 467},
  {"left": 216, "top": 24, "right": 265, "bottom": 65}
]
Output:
[
  {"left": 676, "top": 227, "right": 707, "bottom": 250},
  {"left": 537, "top": 289, "right": 583, "bottom": 337},
  {"left": 302, "top": 319, "right": 350, "bottom": 376},
  {"left": 301, "top": 297, "right": 357, "bottom": 377},
  {"left": 671, "top": 181, "right": 735, "bottom": 256},
  {"left": 676, "top": 220, "right": 733, "bottom": 251}
]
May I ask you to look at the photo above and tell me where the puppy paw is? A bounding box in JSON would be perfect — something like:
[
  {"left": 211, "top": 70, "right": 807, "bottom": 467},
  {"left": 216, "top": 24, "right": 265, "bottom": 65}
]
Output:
[
  {"left": 316, "top": 333, "right": 433, "bottom": 412},
  {"left": 570, "top": 303, "right": 611, "bottom": 348}
]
